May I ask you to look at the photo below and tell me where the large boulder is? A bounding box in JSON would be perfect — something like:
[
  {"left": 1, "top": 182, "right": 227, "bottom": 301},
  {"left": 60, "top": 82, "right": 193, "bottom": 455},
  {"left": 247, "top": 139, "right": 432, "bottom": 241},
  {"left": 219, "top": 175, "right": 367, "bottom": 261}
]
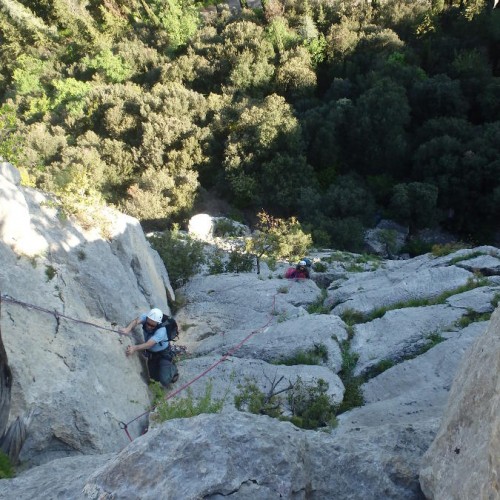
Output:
[
  {"left": 419, "top": 307, "right": 500, "bottom": 499},
  {"left": 80, "top": 412, "right": 430, "bottom": 500}
]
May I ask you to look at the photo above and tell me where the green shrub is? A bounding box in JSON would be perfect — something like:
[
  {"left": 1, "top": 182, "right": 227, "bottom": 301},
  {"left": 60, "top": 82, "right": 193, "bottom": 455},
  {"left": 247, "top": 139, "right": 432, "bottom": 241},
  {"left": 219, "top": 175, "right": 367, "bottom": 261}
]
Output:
[
  {"left": 149, "top": 228, "right": 205, "bottom": 288},
  {"left": 431, "top": 242, "right": 471, "bottom": 257},
  {"left": 403, "top": 238, "right": 433, "bottom": 257},
  {"left": 213, "top": 219, "right": 240, "bottom": 237},
  {"left": 226, "top": 250, "right": 254, "bottom": 273},
  {"left": 235, "top": 379, "right": 283, "bottom": 419},
  {"left": 0, "top": 451, "right": 13, "bottom": 479},
  {"left": 287, "top": 378, "right": 338, "bottom": 429},
  {"left": 45, "top": 265, "right": 57, "bottom": 281},
  {"left": 207, "top": 249, "right": 225, "bottom": 274},
  {"left": 235, "top": 376, "right": 338, "bottom": 430},
  {"left": 312, "top": 261, "right": 327, "bottom": 272},
  {"left": 151, "top": 381, "right": 224, "bottom": 423}
]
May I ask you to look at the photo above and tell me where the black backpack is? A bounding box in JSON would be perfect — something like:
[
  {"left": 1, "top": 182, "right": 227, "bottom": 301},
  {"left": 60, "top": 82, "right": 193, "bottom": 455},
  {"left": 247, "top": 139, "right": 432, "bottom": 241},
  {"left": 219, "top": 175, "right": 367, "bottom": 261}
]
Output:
[{"left": 159, "top": 314, "right": 179, "bottom": 342}]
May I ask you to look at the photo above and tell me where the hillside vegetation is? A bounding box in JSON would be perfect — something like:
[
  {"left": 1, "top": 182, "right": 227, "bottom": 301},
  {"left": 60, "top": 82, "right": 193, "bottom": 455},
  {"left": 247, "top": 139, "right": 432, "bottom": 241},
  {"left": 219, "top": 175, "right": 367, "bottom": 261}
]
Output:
[{"left": 0, "top": 0, "right": 499, "bottom": 250}]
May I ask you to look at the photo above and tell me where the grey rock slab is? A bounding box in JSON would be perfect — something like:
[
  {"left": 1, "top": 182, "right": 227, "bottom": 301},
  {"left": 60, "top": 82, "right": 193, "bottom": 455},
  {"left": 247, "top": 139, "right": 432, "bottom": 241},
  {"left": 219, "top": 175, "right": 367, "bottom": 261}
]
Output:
[
  {"left": 445, "top": 285, "right": 500, "bottom": 313},
  {"left": 339, "top": 321, "right": 487, "bottom": 428},
  {"left": 168, "top": 354, "right": 344, "bottom": 412},
  {"left": 176, "top": 274, "right": 322, "bottom": 351},
  {"left": 184, "top": 314, "right": 346, "bottom": 373},
  {"left": 82, "top": 412, "right": 430, "bottom": 500},
  {"left": 454, "top": 253, "right": 500, "bottom": 276},
  {"left": 419, "top": 307, "right": 500, "bottom": 500},
  {"left": 351, "top": 305, "right": 465, "bottom": 376},
  {"left": 431, "top": 245, "right": 500, "bottom": 266},
  {"left": 328, "top": 260, "right": 472, "bottom": 316},
  {"left": 0, "top": 453, "right": 113, "bottom": 500}
]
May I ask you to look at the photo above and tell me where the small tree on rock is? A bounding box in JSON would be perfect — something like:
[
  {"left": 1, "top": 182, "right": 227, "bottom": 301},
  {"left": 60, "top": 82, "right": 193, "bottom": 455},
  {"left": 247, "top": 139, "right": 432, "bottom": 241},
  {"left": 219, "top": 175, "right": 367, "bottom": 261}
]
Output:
[{"left": 246, "top": 211, "right": 312, "bottom": 274}]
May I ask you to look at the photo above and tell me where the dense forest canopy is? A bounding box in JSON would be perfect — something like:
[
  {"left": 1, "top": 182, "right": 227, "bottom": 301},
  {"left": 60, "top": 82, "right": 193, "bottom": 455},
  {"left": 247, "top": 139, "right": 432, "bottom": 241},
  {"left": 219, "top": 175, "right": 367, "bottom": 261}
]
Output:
[{"left": 0, "top": 0, "right": 499, "bottom": 251}]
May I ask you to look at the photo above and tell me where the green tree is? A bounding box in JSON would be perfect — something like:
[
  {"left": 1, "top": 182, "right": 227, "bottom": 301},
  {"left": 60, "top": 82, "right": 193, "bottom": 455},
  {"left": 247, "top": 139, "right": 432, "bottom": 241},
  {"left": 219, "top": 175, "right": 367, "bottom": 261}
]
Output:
[
  {"left": 0, "top": 104, "right": 22, "bottom": 164},
  {"left": 223, "top": 94, "right": 312, "bottom": 211},
  {"left": 389, "top": 182, "right": 439, "bottom": 234},
  {"left": 410, "top": 74, "right": 468, "bottom": 124},
  {"left": 346, "top": 78, "right": 410, "bottom": 177},
  {"left": 149, "top": 0, "right": 201, "bottom": 51},
  {"left": 246, "top": 211, "right": 312, "bottom": 274}
]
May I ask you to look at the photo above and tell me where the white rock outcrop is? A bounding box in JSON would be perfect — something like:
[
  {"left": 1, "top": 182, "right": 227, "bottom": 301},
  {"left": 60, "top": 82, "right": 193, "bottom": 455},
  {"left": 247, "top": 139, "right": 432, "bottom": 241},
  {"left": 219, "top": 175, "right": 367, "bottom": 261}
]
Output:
[{"left": 419, "top": 307, "right": 500, "bottom": 499}]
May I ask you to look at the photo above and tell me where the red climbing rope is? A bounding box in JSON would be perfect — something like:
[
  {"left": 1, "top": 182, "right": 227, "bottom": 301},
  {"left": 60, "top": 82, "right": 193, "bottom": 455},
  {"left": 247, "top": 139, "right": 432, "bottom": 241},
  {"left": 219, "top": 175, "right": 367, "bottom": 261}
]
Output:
[
  {"left": 1, "top": 288, "right": 296, "bottom": 443},
  {"left": 120, "top": 293, "right": 279, "bottom": 441},
  {"left": 1, "top": 293, "right": 125, "bottom": 336}
]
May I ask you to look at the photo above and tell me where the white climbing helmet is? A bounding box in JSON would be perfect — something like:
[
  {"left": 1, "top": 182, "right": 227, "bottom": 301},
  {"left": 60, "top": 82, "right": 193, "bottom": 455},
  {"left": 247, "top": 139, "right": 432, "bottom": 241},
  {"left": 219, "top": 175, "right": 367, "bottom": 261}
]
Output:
[
  {"left": 147, "top": 308, "right": 163, "bottom": 323},
  {"left": 299, "top": 260, "right": 307, "bottom": 266}
]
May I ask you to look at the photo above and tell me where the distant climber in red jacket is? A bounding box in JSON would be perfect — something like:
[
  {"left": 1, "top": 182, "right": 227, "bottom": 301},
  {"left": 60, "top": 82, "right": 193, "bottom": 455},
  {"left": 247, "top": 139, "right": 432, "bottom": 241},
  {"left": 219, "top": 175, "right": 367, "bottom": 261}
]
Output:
[{"left": 284, "top": 260, "right": 310, "bottom": 279}]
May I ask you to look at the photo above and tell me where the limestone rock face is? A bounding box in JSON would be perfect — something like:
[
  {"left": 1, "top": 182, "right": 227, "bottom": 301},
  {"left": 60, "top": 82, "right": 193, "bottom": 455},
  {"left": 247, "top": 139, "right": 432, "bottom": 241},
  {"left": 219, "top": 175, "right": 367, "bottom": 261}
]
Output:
[
  {"left": 0, "top": 166, "right": 173, "bottom": 466},
  {"left": 81, "top": 412, "right": 430, "bottom": 500},
  {"left": 419, "top": 307, "right": 500, "bottom": 499}
]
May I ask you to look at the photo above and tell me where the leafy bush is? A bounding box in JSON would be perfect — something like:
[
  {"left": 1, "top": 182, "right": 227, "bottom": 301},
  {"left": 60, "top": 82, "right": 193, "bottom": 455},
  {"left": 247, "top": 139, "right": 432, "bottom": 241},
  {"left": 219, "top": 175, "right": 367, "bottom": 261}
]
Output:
[
  {"left": 235, "top": 376, "right": 338, "bottom": 430},
  {"left": 207, "top": 249, "right": 225, "bottom": 275},
  {"left": 312, "top": 261, "right": 327, "bottom": 272},
  {"left": 149, "top": 228, "right": 205, "bottom": 288},
  {"left": 151, "top": 381, "right": 224, "bottom": 423},
  {"left": 287, "top": 378, "right": 338, "bottom": 429},
  {"left": 226, "top": 250, "right": 254, "bottom": 273}
]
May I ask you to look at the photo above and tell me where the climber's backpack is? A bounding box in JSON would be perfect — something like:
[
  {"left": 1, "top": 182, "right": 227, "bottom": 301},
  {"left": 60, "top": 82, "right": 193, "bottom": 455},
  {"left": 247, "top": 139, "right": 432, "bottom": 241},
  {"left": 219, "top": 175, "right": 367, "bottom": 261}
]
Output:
[{"left": 160, "top": 314, "right": 179, "bottom": 342}]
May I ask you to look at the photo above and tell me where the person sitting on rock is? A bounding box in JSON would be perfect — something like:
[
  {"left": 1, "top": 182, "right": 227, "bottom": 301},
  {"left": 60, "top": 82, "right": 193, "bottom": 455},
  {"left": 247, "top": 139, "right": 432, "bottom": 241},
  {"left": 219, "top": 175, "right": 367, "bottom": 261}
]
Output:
[
  {"left": 285, "top": 260, "right": 310, "bottom": 279},
  {"left": 294, "top": 260, "right": 310, "bottom": 279},
  {"left": 120, "top": 308, "right": 178, "bottom": 387}
]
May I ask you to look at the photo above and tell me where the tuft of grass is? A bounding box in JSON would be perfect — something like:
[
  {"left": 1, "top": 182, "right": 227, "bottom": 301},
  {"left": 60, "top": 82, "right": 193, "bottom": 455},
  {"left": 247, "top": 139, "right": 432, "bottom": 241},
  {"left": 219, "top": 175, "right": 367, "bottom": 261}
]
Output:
[
  {"left": 45, "top": 265, "right": 57, "bottom": 281},
  {"left": 0, "top": 451, "right": 13, "bottom": 479},
  {"left": 345, "top": 263, "right": 364, "bottom": 273},
  {"left": 431, "top": 242, "right": 471, "bottom": 257},
  {"left": 448, "top": 251, "right": 483, "bottom": 266},
  {"left": 336, "top": 341, "right": 363, "bottom": 414},
  {"left": 306, "top": 289, "right": 330, "bottom": 314},
  {"left": 455, "top": 310, "right": 492, "bottom": 329},
  {"left": 492, "top": 293, "right": 500, "bottom": 309},
  {"left": 340, "top": 309, "right": 367, "bottom": 326},
  {"left": 363, "top": 359, "right": 395, "bottom": 379},
  {"left": 277, "top": 285, "right": 289, "bottom": 294},
  {"left": 275, "top": 344, "right": 328, "bottom": 366},
  {"left": 364, "top": 275, "right": 490, "bottom": 322}
]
